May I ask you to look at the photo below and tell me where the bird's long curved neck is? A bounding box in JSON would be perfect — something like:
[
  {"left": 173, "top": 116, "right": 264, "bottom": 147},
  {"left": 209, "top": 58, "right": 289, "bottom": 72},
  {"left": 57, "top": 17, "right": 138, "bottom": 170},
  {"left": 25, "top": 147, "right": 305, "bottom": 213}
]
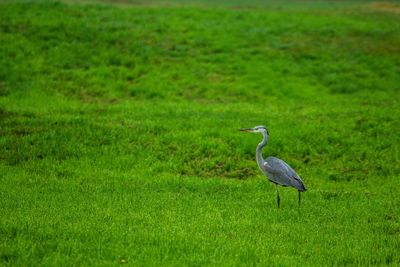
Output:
[{"left": 256, "top": 131, "right": 269, "bottom": 169}]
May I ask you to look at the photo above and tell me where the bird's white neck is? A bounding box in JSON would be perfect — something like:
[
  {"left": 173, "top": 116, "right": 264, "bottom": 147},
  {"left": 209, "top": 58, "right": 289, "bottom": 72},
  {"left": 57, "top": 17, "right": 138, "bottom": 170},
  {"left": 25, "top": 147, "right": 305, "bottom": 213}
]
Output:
[{"left": 256, "top": 131, "right": 269, "bottom": 170}]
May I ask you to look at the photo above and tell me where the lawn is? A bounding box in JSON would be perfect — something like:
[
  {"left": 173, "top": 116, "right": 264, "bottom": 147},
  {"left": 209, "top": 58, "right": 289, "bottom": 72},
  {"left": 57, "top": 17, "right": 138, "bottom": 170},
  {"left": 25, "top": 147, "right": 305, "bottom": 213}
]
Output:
[{"left": 0, "top": 0, "right": 399, "bottom": 265}]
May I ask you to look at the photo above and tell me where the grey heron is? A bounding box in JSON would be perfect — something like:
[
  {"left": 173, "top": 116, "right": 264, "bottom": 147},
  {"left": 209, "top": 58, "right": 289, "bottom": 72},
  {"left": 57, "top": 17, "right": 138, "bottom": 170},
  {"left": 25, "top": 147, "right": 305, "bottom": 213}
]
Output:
[{"left": 240, "top": 126, "right": 306, "bottom": 208}]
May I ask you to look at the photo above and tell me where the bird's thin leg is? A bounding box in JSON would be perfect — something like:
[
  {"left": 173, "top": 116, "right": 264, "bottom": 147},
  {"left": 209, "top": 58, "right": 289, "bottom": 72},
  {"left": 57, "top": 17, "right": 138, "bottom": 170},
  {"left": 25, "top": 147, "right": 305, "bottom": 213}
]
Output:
[
  {"left": 298, "top": 190, "right": 301, "bottom": 208},
  {"left": 275, "top": 184, "right": 280, "bottom": 208}
]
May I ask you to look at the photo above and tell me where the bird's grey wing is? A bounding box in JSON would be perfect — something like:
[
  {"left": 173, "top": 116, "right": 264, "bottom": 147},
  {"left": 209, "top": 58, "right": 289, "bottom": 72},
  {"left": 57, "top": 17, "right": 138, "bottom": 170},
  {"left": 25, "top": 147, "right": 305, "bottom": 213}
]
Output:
[
  {"left": 266, "top": 157, "right": 298, "bottom": 177},
  {"left": 265, "top": 157, "right": 306, "bottom": 191}
]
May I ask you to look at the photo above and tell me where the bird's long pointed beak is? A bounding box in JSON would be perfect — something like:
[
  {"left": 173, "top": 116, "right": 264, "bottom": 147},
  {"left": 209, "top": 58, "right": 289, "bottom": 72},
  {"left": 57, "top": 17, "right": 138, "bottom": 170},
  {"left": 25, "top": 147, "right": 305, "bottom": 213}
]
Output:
[{"left": 239, "top": 128, "right": 254, "bottom": 132}]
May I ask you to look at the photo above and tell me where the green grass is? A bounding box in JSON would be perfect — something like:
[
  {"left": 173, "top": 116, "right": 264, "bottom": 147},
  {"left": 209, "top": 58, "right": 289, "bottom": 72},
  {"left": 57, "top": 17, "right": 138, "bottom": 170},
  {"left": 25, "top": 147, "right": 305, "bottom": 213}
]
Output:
[{"left": 1, "top": 0, "right": 400, "bottom": 265}]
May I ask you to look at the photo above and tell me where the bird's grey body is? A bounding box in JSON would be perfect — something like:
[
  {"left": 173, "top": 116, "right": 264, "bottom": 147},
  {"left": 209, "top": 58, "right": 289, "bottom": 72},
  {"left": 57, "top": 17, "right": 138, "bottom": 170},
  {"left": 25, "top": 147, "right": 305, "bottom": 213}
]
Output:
[
  {"left": 263, "top": 157, "right": 306, "bottom": 191},
  {"left": 241, "top": 125, "right": 306, "bottom": 207}
]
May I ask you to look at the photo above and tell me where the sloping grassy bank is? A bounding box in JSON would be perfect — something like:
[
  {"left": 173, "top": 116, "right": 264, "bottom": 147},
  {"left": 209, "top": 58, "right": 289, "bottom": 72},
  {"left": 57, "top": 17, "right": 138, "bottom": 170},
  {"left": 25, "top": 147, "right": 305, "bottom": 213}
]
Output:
[{"left": 0, "top": 1, "right": 399, "bottom": 265}]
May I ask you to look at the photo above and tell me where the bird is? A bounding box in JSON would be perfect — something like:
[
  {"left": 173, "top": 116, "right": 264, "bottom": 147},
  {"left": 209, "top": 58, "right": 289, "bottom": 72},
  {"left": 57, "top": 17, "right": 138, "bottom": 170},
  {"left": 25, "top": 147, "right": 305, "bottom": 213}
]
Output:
[{"left": 240, "top": 126, "right": 306, "bottom": 208}]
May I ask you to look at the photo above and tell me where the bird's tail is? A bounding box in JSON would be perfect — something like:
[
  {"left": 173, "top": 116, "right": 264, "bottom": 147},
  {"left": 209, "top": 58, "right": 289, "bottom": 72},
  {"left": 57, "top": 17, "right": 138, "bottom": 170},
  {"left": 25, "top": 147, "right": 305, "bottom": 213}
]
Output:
[{"left": 292, "top": 178, "right": 307, "bottom": 192}]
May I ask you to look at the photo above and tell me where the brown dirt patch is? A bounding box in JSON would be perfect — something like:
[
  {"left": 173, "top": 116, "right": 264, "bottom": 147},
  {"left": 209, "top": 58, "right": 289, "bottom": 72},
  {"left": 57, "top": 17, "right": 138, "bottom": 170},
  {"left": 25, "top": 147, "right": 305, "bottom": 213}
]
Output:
[{"left": 367, "top": 2, "right": 400, "bottom": 14}]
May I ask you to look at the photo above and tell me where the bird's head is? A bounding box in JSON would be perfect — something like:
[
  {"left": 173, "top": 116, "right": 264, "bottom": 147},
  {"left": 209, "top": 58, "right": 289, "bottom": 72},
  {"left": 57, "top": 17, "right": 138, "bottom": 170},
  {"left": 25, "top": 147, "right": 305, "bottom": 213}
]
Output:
[{"left": 240, "top": 125, "right": 269, "bottom": 135}]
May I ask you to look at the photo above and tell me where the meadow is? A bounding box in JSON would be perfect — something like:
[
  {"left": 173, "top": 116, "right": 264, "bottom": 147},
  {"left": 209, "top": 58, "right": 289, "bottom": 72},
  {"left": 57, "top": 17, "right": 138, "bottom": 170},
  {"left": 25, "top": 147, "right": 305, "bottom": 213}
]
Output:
[{"left": 0, "top": 0, "right": 399, "bottom": 265}]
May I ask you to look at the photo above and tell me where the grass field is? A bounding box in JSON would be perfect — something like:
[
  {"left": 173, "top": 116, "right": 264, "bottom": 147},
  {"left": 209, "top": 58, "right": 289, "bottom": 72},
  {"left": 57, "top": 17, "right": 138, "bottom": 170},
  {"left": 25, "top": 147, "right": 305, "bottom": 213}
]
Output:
[{"left": 0, "top": 0, "right": 399, "bottom": 265}]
